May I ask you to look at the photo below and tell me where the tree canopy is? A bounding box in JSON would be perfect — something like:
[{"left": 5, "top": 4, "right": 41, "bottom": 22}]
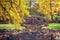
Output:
[
  {"left": 0, "top": 0, "right": 31, "bottom": 26},
  {"left": 38, "top": 0, "right": 60, "bottom": 21}
]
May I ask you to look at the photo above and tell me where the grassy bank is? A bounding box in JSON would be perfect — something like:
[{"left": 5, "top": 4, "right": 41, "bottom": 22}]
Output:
[
  {"left": 0, "top": 24, "right": 25, "bottom": 30},
  {"left": 47, "top": 23, "right": 60, "bottom": 29}
]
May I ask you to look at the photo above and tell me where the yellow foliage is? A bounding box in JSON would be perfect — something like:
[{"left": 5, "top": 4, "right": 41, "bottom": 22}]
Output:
[
  {"left": 0, "top": 0, "right": 30, "bottom": 27},
  {"left": 38, "top": 0, "right": 60, "bottom": 21}
]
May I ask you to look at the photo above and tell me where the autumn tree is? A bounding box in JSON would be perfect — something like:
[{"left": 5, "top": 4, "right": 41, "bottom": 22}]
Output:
[
  {"left": 0, "top": 0, "right": 31, "bottom": 26},
  {"left": 38, "top": 0, "right": 60, "bottom": 21}
]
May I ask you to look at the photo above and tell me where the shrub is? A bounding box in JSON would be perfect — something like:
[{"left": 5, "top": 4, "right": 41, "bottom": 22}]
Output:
[{"left": 54, "top": 16, "right": 60, "bottom": 23}]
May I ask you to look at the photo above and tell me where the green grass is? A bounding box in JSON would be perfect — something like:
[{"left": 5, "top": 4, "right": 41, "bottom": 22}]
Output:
[
  {"left": 47, "top": 23, "right": 60, "bottom": 29},
  {"left": 0, "top": 23, "right": 60, "bottom": 30},
  {"left": 0, "top": 24, "right": 25, "bottom": 30}
]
